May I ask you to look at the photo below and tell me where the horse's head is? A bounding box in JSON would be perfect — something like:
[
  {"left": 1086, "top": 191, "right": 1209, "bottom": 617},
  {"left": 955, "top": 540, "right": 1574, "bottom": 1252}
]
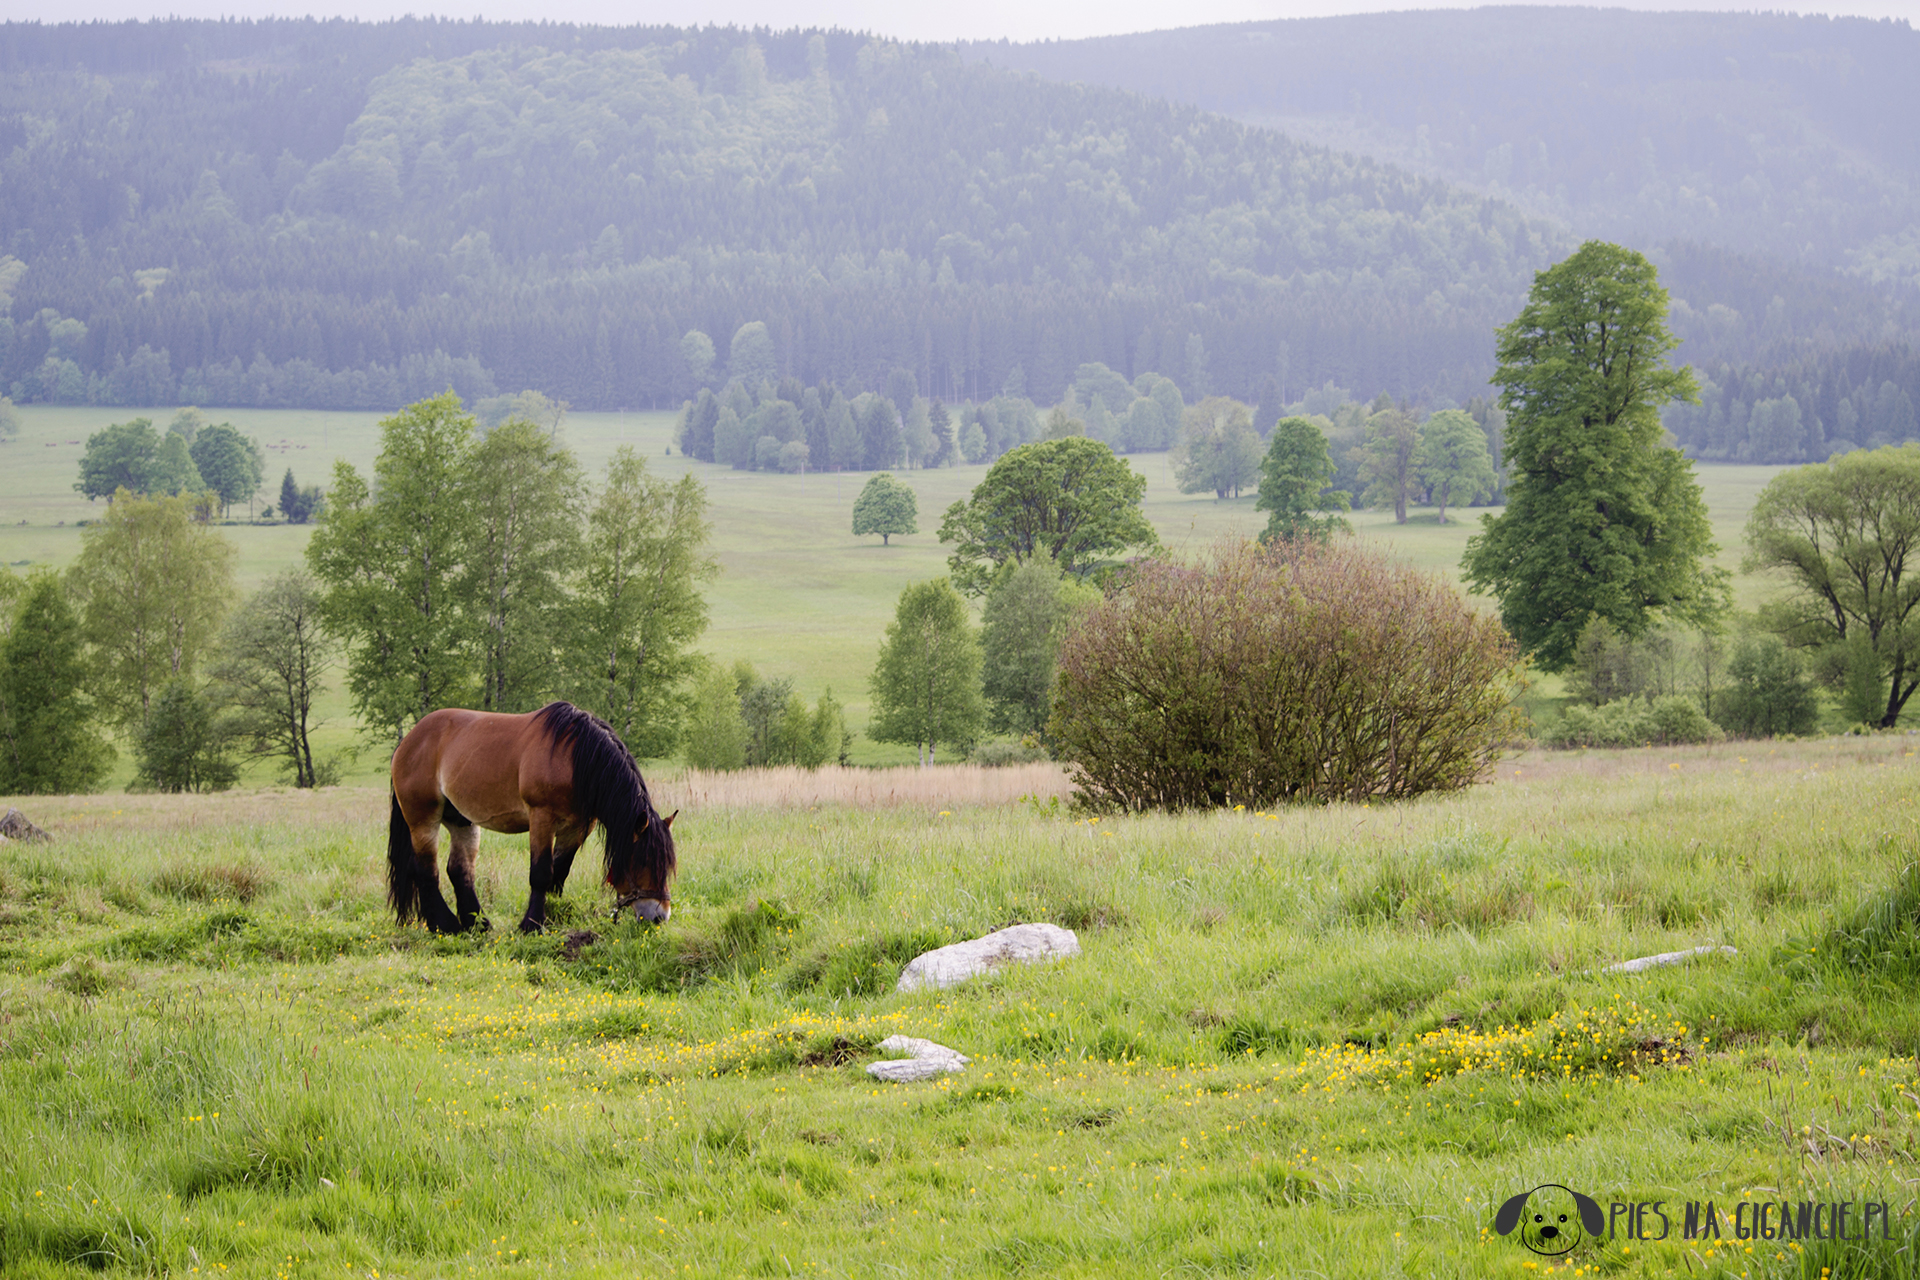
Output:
[{"left": 610, "top": 808, "right": 676, "bottom": 925}]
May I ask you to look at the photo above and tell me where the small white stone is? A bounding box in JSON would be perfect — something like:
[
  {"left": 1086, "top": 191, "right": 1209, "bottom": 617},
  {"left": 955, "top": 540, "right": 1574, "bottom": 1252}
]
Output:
[
  {"left": 875, "top": 1034, "right": 969, "bottom": 1063},
  {"left": 868, "top": 1057, "right": 965, "bottom": 1082},
  {"left": 1603, "top": 945, "right": 1738, "bottom": 975},
  {"left": 896, "top": 923, "right": 1081, "bottom": 992}
]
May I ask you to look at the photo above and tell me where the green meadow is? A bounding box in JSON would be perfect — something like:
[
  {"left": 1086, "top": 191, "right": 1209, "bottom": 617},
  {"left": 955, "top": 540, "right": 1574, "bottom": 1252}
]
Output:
[
  {"left": 0, "top": 403, "right": 1794, "bottom": 779},
  {"left": 6, "top": 741, "right": 1920, "bottom": 1278}
]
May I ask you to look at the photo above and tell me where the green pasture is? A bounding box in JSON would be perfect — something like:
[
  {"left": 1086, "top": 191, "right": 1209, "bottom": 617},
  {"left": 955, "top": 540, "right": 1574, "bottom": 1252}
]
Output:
[
  {"left": 0, "top": 404, "right": 1797, "bottom": 782},
  {"left": 6, "top": 739, "right": 1920, "bottom": 1277}
]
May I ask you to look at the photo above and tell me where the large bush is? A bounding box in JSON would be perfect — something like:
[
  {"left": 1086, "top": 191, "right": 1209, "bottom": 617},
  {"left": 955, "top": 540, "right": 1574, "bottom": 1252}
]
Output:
[{"left": 1050, "top": 540, "right": 1524, "bottom": 809}]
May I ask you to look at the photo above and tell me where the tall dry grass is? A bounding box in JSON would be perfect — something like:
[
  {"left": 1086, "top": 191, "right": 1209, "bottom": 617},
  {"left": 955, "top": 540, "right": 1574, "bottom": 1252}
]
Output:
[{"left": 654, "top": 761, "right": 1072, "bottom": 810}]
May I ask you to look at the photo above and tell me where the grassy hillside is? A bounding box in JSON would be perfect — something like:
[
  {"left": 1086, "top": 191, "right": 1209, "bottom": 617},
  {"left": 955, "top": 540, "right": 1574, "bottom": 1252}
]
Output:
[
  {"left": 0, "top": 402, "right": 1795, "bottom": 784},
  {"left": 2, "top": 740, "right": 1918, "bottom": 1276}
]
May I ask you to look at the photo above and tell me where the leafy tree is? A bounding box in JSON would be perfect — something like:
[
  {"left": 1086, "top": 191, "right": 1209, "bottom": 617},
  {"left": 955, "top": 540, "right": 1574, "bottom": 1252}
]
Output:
[
  {"left": 211, "top": 571, "right": 335, "bottom": 787},
  {"left": 74, "top": 418, "right": 160, "bottom": 501},
  {"left": 1413, "top": 409, "right": 1496, "bottom": 523},
  {"left": 851, "top": 473, "right": 918, "bottom": 545},
  {"left": 306, "top": 392, "right": 477, "bottom": 742},
  {"left": 826, "top": 391, "right": 860, "bottom": 469},
  {"left": 1355, "top": 404, "right": 1422, "bottom": 522},
  {"left": 67, "top": 490, "right": 236, "bottom": 729},
  {"left": 730, "top": 321, "right": 777, "bottom": 387},
  {"left": 568, "top": 447, "right": 714, "bottom": 758},
  {"left": 927, "top": 399, "right": 954, "bottom": 467},
  {"left": 681, "top": 330, "right": 716, "bottom": 388},
  {"left": 463, "top": 419, "right": 585, "bottom": 712},
  {"left": 1717, "top": 633, "right": 1818, "bottom": 738},
  {"left": 166, "top": 407, "right": 206, "bottom": 445},
  {"left": 0, "top": 395, "right": 18, "bottom": 441},
  {"left": 869, "top": 578, "right": 984, "bottom": 766},
  {"left": 1744, "top": 445, "right": 1920, "bottom": 727},
  {"left": 1462, "top": 241, "right": 1728, "bottom": 670},
  {"left": 189, "top": 422, "right": 265, "bottom": 517},
  {"left": 1173, "top": 397, "right": 1263, "bottom": 498},
  {"left": 682, "top": 663, "right": 747, "bottom": 770},
  {"left": 147, "top": 432, "right": 206, "bottom": 497},
  {"left": 1255, "top": 416, "right": 1350, "bottom": 543},
  {"left": 938, "top": 437, "right": 1158, "bottom": 596},
  {"left": 980, "top": 553, "right": 1099, "bottom": 740},
  {"left": 133, "top": 678, "right": 238, "bottom": 793},
  {"left": 475, "top": 389, "right": 568, "bottom": 435},
  {"left": 0, "top": 572, "right": 111, "bottom": 794}
]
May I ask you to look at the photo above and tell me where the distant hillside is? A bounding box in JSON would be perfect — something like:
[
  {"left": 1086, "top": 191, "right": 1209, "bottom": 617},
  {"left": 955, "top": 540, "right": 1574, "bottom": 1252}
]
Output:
[
  {"left": 0, "top": 19, "right": 1563, "bottom": 414},
  {"left": 971, "top": 8, "right": 1920, "bottom": 272}
]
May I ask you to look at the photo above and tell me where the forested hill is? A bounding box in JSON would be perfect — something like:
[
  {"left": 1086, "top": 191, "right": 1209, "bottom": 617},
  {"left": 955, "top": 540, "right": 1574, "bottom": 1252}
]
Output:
[
  {"left": 969, "top": 9, "right": 1920, "bottom": 273},
  {"left": 0, "top": 19, "right": 1561, "bottom": 412}
]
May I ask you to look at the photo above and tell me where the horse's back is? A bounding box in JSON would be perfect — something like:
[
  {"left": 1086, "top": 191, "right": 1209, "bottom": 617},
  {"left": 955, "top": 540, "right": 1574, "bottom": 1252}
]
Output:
[{"left": 394, "top": 708, "right": 558, "bottom": 834}]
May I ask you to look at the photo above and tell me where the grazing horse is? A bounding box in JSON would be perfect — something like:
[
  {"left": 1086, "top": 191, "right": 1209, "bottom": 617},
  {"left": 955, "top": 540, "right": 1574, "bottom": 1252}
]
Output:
[{"left": 388, "top": 701, "right": 676, "bottom": 934}]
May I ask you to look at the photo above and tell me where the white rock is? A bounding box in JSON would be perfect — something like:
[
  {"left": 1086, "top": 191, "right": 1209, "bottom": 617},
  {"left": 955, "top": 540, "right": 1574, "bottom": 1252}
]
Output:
[
  {"left": 895, "top": 923, "right": 1081, "bottom": 993},
  {"left": 868, "top": 1057, "right": 966, "bottom": 1082},
  {"left": 1603, "top": 945, "right": 1738, "bottom": 975},
  {"left": 866, "top": 1034, "right": 968, "bottom": 1082}
]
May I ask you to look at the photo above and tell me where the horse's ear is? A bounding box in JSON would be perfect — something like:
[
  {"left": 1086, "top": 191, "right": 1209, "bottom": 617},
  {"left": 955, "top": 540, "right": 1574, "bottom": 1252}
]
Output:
[{"left": 665, "top": 809, "right": 678, "bottom": 829}]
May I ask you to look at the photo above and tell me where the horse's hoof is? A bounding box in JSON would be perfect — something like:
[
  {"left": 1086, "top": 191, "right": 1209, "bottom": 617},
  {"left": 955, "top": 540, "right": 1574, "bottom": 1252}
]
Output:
[
  {"left": 518, "top": 918, "right": 543, "bottom": 935},
  {"left": 477, "top": 917, "right": 493, "bottom": 933}
]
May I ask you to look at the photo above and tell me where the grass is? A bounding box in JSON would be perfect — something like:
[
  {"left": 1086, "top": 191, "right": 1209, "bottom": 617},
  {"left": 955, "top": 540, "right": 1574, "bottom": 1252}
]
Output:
[
  {"left": 0, "top": 403, "right": 1798, "bottom": 784},
  {"left": 6, "top": 736, "right": 1920, "bottom": 1276}
]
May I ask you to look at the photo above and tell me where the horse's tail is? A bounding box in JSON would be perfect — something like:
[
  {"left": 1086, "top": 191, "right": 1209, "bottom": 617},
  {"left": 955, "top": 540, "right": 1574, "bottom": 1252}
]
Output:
[{"left": 387, "top": 792, "right": 419, "bottom": 925}]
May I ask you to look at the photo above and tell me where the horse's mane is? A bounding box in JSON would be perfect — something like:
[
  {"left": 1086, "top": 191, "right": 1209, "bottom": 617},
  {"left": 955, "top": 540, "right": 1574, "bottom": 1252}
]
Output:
[{"left": 532, "top": 702, "right": 675, "bottom": 888}]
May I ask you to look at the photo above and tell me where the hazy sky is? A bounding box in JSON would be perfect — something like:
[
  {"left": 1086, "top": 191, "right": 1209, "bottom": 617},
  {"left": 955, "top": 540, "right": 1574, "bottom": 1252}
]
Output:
[{"left": 9, "top": 0, "right": 1918, "bottom": 42}]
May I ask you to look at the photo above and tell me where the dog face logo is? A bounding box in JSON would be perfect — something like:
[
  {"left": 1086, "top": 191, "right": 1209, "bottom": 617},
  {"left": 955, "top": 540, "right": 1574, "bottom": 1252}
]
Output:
[{"left": 1493, "top": 1184, "right": 1604, "bottom": 1256}]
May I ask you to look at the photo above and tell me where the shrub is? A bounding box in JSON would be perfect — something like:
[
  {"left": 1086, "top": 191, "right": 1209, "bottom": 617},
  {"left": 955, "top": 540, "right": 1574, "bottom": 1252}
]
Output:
[
  {"left": 1717, "top": 633, "right": 1818, "bottom": 737},
  {"left": 1049, "top": 539, "right": 1524, "bottom": 809},
  {"left": 133, "top": 679, "right": 237, "bottom": 792},
  {"left": 1547, "top": 694, "right": 1723, "bottom": 748}
]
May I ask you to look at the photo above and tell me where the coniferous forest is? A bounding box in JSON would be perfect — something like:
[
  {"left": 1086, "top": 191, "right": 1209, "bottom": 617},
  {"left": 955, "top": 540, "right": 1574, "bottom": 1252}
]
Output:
[{"left": 0, "top": 14, "right": 1914, "bottom": 463}]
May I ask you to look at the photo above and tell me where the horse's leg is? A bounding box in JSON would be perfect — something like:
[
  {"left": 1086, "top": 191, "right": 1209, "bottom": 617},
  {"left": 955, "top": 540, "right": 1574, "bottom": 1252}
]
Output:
[
  {"left": 549, "top": 842, "right": 580, "bottom": 896},
  {"left": 409, "top": 824, "right": 462, "bottom": 935},
  {"left": 445, "top": 822, "right": 488, "bottom": 933},
  {"left": 519, "top": 811, "right": 557, "bottom": 934}
]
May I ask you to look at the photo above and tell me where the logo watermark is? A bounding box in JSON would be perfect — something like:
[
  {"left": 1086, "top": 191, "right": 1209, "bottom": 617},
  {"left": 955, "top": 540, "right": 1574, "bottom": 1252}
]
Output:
[{"left": 1494, "top": 1184, "right": 1894, "bottom": 1255}]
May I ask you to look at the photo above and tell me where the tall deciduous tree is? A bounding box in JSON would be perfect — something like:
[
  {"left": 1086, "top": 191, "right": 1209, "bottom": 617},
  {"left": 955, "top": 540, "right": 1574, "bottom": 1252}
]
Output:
[
  {"left": 938, "top": 437, "right": 1158, "bottom": 596},
  {"left": 212, "top": 571, "right": 335, "bottom": 788},
  {"left": 1172, "top": 397, "right": 1262, "bottom": 498},
  {"left": 851, "top": 473, "right": 918, "bottom": 545},
  {"left": 1744, "top": 444, "right": 1920, "bottom": 727},
  {"left": 1462, "top": 241, "right": 1728, "bottom": 669},
  {"left": 568, "top": 446, "right": 714, "bottom": 758},
  {"left": 464, "top": 418, "right": 585, "bottom": 712},
  {"left": 1256, "top": 416, "right": 1351, "bottom": 543},
  {"left": 306, "top": 392, "right": 477, "bottom": 742},
  {"left": 189, "top": 423, "right": 265, "bottom": 516},
  {"left": 74, "top": 418, "right": 161, "bottom": 501},
  {"left": 1355, "top": 404, "right": 1422, "bottom": 523},
  {"left": 67, "top": 490, "right": 236, "bottom": 729},
  {"left": 869, "top": 578, "right": 984, "bottom": 766},
  {"left": 980, "top": 553, "right": 1099, "bottom": 740},
  {"left": 0, "top": 572, "right": 111, "bottom": 794},
  {"left": 1413, "top": 409, "right": 1497, "bottom": 523}
]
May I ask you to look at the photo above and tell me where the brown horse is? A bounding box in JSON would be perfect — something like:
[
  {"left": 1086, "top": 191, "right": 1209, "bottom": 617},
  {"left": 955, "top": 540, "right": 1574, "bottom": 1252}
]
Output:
[{"left": 388, "top": 701, "right": 676, "bottom": 934}]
